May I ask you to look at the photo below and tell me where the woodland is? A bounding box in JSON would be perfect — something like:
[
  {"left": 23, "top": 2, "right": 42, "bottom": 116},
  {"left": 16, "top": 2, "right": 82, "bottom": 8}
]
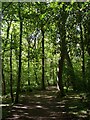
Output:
[{"left": 1, "top": 2, "right": 90, "bottom": 120}]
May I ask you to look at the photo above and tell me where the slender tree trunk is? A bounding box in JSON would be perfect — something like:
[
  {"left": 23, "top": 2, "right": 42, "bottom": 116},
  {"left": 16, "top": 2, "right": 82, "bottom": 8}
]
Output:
[
  {"left": 2, "top": 21, "right": 11, "bottom": 95},
  {"left": 28, "top": 41, "right": 30, "bottom": 87},
  {"left": 2, "top": 66, "right": 6, "bottom": 95},
  {"left": 7, "top": 21, "right": 11, "bottom": 39},
  {"left": 41, "top": 26, "right": 45, "bottom": 90},
  {"left": 10, "top": 34, "right": 14, "bottom": 102},
  {"left": 2, "top": 43, "right": 6, "bottom": 95},
  {"left": 80, "top": 23, "right": 85, "bottom": 86},
  {"left": 34, "top": 65, "right": 40, "bottom": 85},
  {"left": 15, "top": 3, "right": 22, "bottom": 103},
  {"left": 34, "top": 36, "right": 39, "bottom": 85},
  {"left": 53, "top": 64, "right": 55, "bottom": 85},
  {"left": 50, "top": 60, "right": 52, "bottom": 81},
  {"left": 34, "top": 58, "right": 39, "bottom": 85}
]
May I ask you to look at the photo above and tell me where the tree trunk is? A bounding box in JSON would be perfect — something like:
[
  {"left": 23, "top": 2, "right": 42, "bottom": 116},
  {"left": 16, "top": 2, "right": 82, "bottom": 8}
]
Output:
[
  {"left": 41, "top": 26, "right": 45, "bottom": 90},
  {"left": 57, "top": 55, "right": 65, "bottom": 96},
  {"left": 2, "top": 67, "right": 6, "bottom": 95},
  {"left": 10, "top": 34, "right": 14, "bottom": 102},
  {"left": 86, "top": 21, "right": 90, "bottom": 91},
  {"left": 15, "top": 3, "right": 22, "bottom": 103},
  {"left": 2, "top": 21, "right": 12, "bottom": 95},
  {"left": 34, "top": 36, "right": 39, "bottom": 85},
  {"left": 7, "top": 21, "right": 11, "bottom": 39},
  {"left": 28, "top": 41, "right": 30, "bottom": 87},
  {"left": 57, "top": 4, "right": 68, "bottom": 96},
  {"left": 65, "top": 49, "right": 76, "bottom": 91},
  {"left": 2, "top": 46, "right": 6, "bottom": 95},
  {"left": 57, "top": 25, "right": 65, "bottom": 96},
  {"left": 50, "top": 60, "right": 53, "bottom": 81},
  {"left": 80, "top": 23, "right": 85, "bottom": 87}
]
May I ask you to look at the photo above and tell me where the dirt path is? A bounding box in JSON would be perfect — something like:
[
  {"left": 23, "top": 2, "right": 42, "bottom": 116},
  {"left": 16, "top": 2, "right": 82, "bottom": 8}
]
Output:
[{"left": 2, "top": 86, "right": 89, "bottom": 120}]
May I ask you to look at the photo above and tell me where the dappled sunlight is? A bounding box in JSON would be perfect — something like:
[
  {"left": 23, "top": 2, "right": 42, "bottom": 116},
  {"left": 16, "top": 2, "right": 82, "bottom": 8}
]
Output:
[
  {"left": 56, "top": 105, "right": 65, "bottom": 108},
  {"left": 24, "top": 112, "right": 29, "bottom": 115},
  {"left": 13, "top": 105, "right": 28, "bottom": 109},
  {"left": 2, "top": 86, "right": 89, "bottom": 120},
  {"left": 0, "top": 104, "right": 9, "bottom": 107},
  {"left": 79, "top": 114, "right": 87, "bottom": 118},
  {"left": 13, "top": 114, "right": 20, "bottom": 119},
  {"left": 66, "top": 95, "right": 81, "bottom": 99},
  {"left": 80, "top": 110, "right": 87, "bottom": 114},
  {"left": 44, "top": 95, "right": 54, "bottom": 99},
  {"left": 69, "top": 106, "right": 77, "bottom": 109},
  {"left": 69, "top": 111, "right": 78, "bottom": 115},
  {"left": 69, "top": 110, "right": 88, "bottom": 119},
  {"left": 34, "top": 94, "right": 41, "bottom": 98},
  {"left": 64, "top": 92, "right": 90, "bottom": 119},
  {"left": 36, "top": 105, "right": 42, "bottom": 108},
  {"left": 11, "top": 109, "right": 16, "bottom": 112},
  {"left": 34, "top": 94, "right": 54, "bottom": 99}
]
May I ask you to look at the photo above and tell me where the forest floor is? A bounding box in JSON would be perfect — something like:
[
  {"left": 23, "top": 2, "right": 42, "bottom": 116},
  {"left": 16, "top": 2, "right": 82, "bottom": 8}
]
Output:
[{"left": 2, "top": 86, "right": 90, "bottom": 120}]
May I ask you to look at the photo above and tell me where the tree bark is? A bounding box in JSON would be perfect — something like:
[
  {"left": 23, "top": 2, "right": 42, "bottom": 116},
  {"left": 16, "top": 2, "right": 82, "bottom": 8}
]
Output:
[
  {"left": 2, "top": 66, "right": 6, "bottom": 95},
  {"left": 2, "top": 21, "right": 12, "bottom": 95},
  {"left": 57, "top": 24, "right": 66, "bottom": 96},
  {"left": 80, "top": 23, "right": 85, "bottom": 87},
  {"left": 10, "top": 34, "right": 14, "bottom": 102},
  {"left": 57, "top": 55, "right": 65, "bottom": 96},
  {"left": 65, "top": 49, "right": 76, "bottom": 91},
  {"left": 41, "top": 26, "right": 45, "bottom": 90},
  {"left": 15, "top": 3, "right": 22, "bottom": 103},
  {"left": 28, "top": 40, "right": 30, "bottom": 87},
  {"left": 57, "top": 4, "right": 68, "bottom": 96},
  {"left": 7, "top": 21, "right": 12, "bottom": 39}
]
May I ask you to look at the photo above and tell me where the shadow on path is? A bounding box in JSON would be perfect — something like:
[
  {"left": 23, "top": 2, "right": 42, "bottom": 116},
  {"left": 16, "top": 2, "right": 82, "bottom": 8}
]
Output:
[{"left": 2, "top": 86, "right": 89, "bottom": 120}]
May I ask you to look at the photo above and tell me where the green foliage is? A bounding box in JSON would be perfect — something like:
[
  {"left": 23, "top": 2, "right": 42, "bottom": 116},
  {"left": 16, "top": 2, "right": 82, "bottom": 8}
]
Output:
[{"left": 2, "top": 2, "right": 90, "bottom": 98}]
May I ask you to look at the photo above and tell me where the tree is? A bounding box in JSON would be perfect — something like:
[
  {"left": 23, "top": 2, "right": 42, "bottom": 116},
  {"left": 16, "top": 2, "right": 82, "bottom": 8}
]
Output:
[
  {"left": 15, "top": 2, "right": 23, "bottom": 103},
  {"left": 10, "top": 34, "right": 14, "bottom": 102},
  {"left": 41, "top": 25, "right": 45, "bottom": 90},
  {"left": 57, "top": 3, "right": 69, "bottom": 96}
]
